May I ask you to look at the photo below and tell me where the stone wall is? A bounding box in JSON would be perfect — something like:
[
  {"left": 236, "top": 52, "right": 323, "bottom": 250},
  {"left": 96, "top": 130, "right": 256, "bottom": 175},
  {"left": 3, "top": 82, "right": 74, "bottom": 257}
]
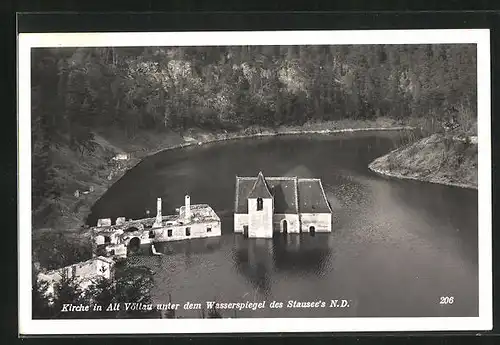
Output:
[
  {"left": 152, "top": 220, "right": 221, "bottom": 242},
  {"left": 299, "top": 213, "right": 332, "bottom": 233},
  {"left": 38, "top": 257, "right": 115, "bottom": 299},
  {"left": 120, "top": 229, "right": 152, "bottom": 245},
  {"left": 272, "top": 214, "right": 300, "bottom": 233},
  {"left": 236, "top": 212, "right": 332, "bottom": 235},
  {"left": 234, "top": 214, "right": 248, "bottom": 233},
  {"left": 105, "top": 244, "right": 127, "bottom": 258},
  {"left": 63, "top": 257, "right": 114, "bottom": 282},
  {"left": 248, "top": 197, "right": 274, "bottom": 238},
  {"left": 94, "top": 231, "right": 123, "bottom": 245}
]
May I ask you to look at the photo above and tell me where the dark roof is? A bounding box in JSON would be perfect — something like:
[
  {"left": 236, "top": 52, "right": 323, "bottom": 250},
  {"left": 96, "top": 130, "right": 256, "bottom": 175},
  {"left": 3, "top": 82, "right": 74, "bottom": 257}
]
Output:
[
  {"left": 234, "top": 174, "right": 331, "bottom": 214},
  {"left": 235, "top": 177, "right": 257, "bottom": 214},
  {"left": 266, "top": 178, "right": 298, "bottom": 213},
  {"left": 297, "top": 179, "right": 332, "bottom": 213},
  {"left": 247, "top": 172, "right": 273, "bottom": 199}
]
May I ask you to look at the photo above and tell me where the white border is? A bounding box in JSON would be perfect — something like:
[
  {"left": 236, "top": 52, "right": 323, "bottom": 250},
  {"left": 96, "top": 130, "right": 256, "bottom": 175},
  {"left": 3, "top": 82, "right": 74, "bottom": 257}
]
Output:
[{"left": 18, "top": 29, "right": 492, "bottom": 335}]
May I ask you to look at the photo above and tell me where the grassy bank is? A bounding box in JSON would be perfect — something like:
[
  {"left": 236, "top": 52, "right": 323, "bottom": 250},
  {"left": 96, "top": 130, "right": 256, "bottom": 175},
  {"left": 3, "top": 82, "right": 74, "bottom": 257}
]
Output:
[{"left": 368, "top": 133, "right": 478, "bottom": 189}]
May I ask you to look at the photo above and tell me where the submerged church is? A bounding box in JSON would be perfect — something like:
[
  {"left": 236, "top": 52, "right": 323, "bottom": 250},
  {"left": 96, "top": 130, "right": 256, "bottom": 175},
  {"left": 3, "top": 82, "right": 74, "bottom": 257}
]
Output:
[{"left": 234, "top": 172, "right": 333, "bottom": 238}]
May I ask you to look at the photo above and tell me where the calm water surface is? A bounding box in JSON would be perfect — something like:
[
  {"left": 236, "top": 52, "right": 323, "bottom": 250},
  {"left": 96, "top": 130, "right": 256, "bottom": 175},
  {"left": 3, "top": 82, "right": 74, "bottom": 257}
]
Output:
[{"left": 89, "top": 132, "right": 478, "bottom": 318}]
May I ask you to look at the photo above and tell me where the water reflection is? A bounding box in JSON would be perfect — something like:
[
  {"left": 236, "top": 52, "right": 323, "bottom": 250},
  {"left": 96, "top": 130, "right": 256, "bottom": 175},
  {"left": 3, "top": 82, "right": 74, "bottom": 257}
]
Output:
[
  {"left": 272, "top": 233, "right": 334, "bottom": 274},
  {"left": 233, "top": 236, "right": 274, "bottom": 294},
  {"left": 154, "top": 237, "right": 222, "bottom": 256},
  {"left": 232, "top": 232, "right": 335, "bottom": 294}
]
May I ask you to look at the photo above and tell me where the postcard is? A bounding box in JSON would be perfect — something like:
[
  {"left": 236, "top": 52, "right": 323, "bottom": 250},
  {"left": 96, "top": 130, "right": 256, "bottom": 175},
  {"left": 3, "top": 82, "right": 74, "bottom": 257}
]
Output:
[{"left": 18, "top": 29, "right": 492, "bottom": 334}]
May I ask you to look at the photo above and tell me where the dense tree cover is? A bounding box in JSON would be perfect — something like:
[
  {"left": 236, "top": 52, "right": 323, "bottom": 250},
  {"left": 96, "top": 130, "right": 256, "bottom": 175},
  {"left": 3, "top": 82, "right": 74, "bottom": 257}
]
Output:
[
  {"left": 31, "top": 44, "right": 477, "bottom": 225},
  {"left": 33, "top": 232, "right": 93, "bottom": 270},
  {"left": 32, "top": 259, "right": 159, "bottom": 319}
]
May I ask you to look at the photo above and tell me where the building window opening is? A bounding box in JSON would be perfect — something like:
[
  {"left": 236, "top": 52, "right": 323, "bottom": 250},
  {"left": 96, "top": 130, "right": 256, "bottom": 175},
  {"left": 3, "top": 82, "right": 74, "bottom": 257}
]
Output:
[
  {"left": 104, "top": 236, "right": 111, "bottom": 244},
  {"left": 309, "top": 226, "right": 316, "bottom": 236},
  {"left": 167, "top": 229, "right": 172, "bottom": 237},
  {"left": 185, "top": 227, "right": 191, "bottom": 236},
  {"left": 207, "top": 227, "right": 212, "bottom": 232},
  {"left": 71, "top": 265, "right": 76, "bottom": 278},
  {"left": 128, "top": 237, "right": 141, "bottom": 252},
  {"left": 257, "top": 198, "right": 263, "bottom": 211},
  {"left": 149, "top": 230, "right": 155, "bottom": 239}
]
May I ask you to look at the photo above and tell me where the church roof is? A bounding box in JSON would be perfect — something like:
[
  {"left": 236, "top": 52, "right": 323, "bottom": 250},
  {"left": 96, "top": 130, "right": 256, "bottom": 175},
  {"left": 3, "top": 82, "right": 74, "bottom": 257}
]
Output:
[
  {"left": 266, "top": 178, "right": 298, "bottom": 213},
  {"left": 297, "top": 179, "right": 332, "bottom": 213},
  {"left": 234, "top": 174, "right": 332, "bottom": 214},
  {"left": 247, "top": 171, "right": 273, "bottom": 199}
]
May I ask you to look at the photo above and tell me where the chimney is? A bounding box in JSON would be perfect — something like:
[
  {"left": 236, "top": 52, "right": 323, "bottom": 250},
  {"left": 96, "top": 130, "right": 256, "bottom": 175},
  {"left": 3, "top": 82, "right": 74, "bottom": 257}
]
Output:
[
  {"left": 153, "top": 197, "right": 162, "bottom": 228},
  {"left": 185, "top": 195, "right": 191, "bottom": 220}
]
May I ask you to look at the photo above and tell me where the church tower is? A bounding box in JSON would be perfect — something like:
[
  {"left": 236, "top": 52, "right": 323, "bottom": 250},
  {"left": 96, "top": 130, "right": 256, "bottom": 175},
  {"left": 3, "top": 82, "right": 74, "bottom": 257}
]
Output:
[{"left": 247, "top": 171, "right": 274, "bottom": 238}]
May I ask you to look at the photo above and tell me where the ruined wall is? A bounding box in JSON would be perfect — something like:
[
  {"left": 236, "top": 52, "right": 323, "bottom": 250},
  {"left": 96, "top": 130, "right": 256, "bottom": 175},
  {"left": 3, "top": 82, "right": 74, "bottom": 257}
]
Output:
[
  {"left": 121, "top": 230, "right": 151, "bottom": 245},
  {"left": 38, "top": 257, "right": 115, "bottom": 299},
  {"left": 37, "top": 271, "right": 60, "bottom": 298},
  {"left": 299, "top": 213, "right": 332, "bottom": 232},
  {"left": 94, "top": 231, "right": 123, "bottom": 245},
  {"left": 272, "top": 214, "right": 300, "bottom": 233},
  {"left": 64, "top": 257, "right": 114, "bottom": 281},
  {"left": 95, "top": 235, "right": 105, "bottom": 245},
  {"left": 152, "top": 220, "right": 221, "bottom": 242},
  {"left": 248, "top": 197, "right": 273, "bottom": 238},
  {"left": 105, "top": 244, "right": 127, "bottom": 258}
]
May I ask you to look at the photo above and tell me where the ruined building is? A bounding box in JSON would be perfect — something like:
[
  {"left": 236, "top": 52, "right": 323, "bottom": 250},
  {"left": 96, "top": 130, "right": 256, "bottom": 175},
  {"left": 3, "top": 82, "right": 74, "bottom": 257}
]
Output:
[
  {"left": 234, "top": 172, "right": 332, "bottom": 238},
  {"left": 149, "top": 195, "right": 221, "bottom": 242},
  {"left": 92, "top": 195, "right": 221, "bottom": 257},
  {"left": 37, "top": 256, "right": 115, "bottom": 302}
]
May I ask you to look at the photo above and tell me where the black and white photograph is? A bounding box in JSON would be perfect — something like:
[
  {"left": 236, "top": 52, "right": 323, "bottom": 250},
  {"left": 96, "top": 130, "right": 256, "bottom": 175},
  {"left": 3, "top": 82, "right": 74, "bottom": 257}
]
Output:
[{"left": 18, "top": 29, "right": 492, "bottom": 334}]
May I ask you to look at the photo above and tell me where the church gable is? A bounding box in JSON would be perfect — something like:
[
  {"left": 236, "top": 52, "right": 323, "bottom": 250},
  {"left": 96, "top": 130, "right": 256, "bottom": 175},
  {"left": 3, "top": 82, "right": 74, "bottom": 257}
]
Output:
[{"left": 247, "top": 171, "right": 273, "bottom": 199}]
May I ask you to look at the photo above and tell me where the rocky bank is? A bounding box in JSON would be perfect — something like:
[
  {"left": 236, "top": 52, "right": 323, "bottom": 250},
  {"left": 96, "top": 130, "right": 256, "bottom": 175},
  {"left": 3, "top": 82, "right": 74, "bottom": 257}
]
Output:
[{"left": 368, "top": 133, "right": 478, "bottom": 189}]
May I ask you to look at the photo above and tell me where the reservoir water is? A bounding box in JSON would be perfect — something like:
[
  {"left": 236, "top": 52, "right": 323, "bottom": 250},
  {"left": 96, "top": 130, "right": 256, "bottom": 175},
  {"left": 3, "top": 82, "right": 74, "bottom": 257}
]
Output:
[{"left": 88, "top": 132, "right": 478, "bottom": 318}]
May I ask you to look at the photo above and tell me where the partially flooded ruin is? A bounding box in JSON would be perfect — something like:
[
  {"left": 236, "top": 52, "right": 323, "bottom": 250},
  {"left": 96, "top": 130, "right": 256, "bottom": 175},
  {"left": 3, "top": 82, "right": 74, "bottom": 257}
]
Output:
[{"left": 91, "top": 195, "right": 222, "bottom": 258}]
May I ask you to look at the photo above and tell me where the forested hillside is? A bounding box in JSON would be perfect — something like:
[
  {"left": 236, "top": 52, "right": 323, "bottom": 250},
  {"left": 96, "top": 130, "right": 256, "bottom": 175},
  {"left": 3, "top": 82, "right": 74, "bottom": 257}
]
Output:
[{"left": 31, "top": 45, "right": 477, "bottom": 234}]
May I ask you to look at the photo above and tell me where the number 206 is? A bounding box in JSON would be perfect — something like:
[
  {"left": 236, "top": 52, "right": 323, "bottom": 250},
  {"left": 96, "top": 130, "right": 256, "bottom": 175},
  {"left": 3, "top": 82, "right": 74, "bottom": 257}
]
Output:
[{"left": 440, "top": 296, "right": 454, "bottom": 304}]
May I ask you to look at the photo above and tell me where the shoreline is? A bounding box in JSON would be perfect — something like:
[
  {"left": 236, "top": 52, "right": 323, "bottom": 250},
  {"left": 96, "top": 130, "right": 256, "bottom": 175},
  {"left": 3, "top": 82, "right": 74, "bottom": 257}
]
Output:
[
  {"left": 142, "top": 125, "right": 414, "bottom": 164},
  {"left": 368, "top": 163, "right": 478, "bottom": 190},
  {"left": 33, "top": 123, "right": 414, "bottom": 237}
]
